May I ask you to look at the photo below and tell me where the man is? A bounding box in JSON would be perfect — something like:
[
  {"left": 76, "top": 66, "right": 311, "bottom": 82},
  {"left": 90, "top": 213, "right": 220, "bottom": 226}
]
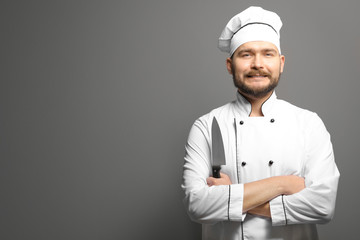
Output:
[{"left": 182, "top": 6, "right": 340, "bottom": 240}]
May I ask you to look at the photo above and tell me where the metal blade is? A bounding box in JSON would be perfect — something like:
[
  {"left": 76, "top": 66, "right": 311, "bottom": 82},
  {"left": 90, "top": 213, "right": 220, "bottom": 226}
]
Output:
[{"left": 211, "top": 117, "right": 226, "bottom": 168}]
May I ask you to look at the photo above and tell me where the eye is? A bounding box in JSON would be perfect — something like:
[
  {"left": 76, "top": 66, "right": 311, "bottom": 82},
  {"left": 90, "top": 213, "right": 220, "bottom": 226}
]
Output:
[{"left": 265, "top": 51, "right": 276, "bottom": 57}]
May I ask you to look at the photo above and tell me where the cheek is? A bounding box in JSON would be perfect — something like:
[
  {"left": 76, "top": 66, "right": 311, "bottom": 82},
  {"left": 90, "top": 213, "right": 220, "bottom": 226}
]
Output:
[
  {"left": 233, "top": 62, "right": 250, "bottom": 74},
  {"left": 268, "top": 59, "right": 282, "bottom": 71},
  {"left": 266, "top": 63, "right": 281, "bottom": 74}
]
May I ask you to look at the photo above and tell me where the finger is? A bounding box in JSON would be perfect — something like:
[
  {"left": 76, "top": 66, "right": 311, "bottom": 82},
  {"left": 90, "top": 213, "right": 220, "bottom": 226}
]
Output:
[{"left": 206, "top": 177, "right": 215, "bottom": 186}]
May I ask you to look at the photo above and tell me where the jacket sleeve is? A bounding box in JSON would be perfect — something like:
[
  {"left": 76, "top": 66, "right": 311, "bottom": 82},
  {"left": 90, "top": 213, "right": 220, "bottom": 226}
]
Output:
[
  {"left": 182, "top": 118, "right": 245, "bottom": 224},
  {"left": 270, "top": 113, "right": 340, "bottom": 226}
]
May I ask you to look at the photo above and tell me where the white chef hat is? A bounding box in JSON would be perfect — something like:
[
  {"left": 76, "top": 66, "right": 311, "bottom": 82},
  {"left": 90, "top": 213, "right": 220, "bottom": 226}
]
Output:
[{"left": 218, "top": 6, "right": 283, "bottom": 56}]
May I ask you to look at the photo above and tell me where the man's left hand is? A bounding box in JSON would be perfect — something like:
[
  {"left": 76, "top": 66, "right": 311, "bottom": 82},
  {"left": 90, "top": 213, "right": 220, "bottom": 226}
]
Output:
[{"left": 207, "top": 173, "right": 232, "bottom": 186}]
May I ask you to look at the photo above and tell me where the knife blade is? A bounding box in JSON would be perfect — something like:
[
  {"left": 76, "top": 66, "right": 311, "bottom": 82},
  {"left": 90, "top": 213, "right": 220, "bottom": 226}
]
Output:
[{"left": 211, "top": 117, "right": 226, "bottom": 178}]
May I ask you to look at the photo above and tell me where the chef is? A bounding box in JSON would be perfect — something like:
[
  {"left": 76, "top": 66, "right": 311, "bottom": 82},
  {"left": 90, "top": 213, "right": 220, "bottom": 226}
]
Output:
[{"left": 182, "top": 6, "right": 340, "bottom": 240}]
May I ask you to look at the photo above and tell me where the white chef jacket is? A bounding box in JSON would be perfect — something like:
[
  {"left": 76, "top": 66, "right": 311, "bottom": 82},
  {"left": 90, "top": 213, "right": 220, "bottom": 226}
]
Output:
[{"left": 182, "top": 91, "right": 340, "bottom": 240}]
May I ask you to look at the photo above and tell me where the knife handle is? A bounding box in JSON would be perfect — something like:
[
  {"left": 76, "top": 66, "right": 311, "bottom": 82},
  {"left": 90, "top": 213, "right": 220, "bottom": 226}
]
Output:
[{"left": 212, "top": 166, "right": 221, "bottom": 178}]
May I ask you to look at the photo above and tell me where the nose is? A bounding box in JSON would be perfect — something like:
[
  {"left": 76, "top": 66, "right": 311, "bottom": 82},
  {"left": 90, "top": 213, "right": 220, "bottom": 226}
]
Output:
[{"left": 251, "top": 55, "right": 264, "bottom": 69}]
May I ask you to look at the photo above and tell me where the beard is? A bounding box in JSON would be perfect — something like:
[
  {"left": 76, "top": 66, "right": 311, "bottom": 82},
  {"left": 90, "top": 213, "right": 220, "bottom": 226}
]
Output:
[{"left": 232, "top": 68, "right": 281, "bottom": 99}]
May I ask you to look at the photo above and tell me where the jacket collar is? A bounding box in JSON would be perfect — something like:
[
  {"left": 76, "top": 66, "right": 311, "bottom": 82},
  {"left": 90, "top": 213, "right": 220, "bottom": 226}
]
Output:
[{"left": 235, "top": 91, "right": 277, "bottom": 116}]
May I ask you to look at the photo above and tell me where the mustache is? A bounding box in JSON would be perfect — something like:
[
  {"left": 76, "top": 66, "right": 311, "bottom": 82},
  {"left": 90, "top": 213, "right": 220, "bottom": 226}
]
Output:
[{"left": 245, "top": 70, "right": 270, "bottom": 77}]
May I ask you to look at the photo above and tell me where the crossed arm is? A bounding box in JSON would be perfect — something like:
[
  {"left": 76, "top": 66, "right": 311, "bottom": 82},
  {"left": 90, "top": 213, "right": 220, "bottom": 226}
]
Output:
[
  {"left": 207, "top": 173, "right": 305, "bottom": 218},
  {"left": 184, "top": 115, "right": 339, "bottom": 224}
]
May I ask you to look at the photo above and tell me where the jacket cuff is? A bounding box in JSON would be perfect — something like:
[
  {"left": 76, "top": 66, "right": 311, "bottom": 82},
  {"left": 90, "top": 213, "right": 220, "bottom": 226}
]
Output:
[
  {"left": 228, "top": 184, "right": 246, "bottom": 221},
  {"left": 270, "top": 195, "right": 287, "bottom": 226}
]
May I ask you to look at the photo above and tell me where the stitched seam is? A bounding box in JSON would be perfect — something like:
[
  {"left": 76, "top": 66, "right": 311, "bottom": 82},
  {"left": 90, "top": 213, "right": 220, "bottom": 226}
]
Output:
[
  {"left": 281, "top": 195, "right": 288, "bottom": 225},
  {"left": 241, "top": 221, "right": 244, "bottom": 240},
  {"left": 228, "top": 185, "right": 231, "bottom": 221},
  {"left": 234, "top": 118, "right": 240, "bottom": 184},
  {"left": 234, "top": 22, "right": 278, "bottom": 36}
]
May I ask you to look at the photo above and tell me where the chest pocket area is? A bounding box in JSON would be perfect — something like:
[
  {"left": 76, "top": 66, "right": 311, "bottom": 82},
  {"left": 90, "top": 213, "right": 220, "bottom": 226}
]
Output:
[{"left": 269, "top": 128, "right": 305, "bottom": 177}]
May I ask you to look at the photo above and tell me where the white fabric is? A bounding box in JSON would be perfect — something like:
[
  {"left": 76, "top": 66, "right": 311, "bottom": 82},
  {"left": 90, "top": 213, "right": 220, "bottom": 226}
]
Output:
[
  {"left": 182, "top": 91, "right": 340, "bottom": 240},
  {"left": 230, "top": 24, "right": 280, "bottom": 55},
  {"left": 218, "top": 6, "right": 282, "bottom": 56}
]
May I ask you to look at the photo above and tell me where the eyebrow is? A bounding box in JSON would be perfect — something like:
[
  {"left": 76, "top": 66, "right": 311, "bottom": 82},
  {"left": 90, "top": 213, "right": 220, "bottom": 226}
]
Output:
[
  {"left": 237, "top": 49, "right": 252, "bottom": 54},
  {"left": 263, "top": 48, "right": 278, "bottom": 53}
]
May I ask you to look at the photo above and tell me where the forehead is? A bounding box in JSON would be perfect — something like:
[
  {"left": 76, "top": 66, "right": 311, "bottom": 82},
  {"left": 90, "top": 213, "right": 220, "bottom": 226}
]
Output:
[{"left": 235, "top": 41, "right": 279, "bottom": 53}]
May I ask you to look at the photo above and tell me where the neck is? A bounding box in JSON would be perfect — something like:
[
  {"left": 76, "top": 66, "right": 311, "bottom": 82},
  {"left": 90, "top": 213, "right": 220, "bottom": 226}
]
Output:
[{"left": 238, "top": 90, "right": 273, "bottom": 117}]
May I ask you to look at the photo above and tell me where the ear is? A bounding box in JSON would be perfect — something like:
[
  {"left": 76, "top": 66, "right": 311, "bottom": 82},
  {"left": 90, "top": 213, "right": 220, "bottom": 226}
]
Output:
[
  {"left": 226, "top": 58, "right": 233, "bottom": 75},
  {"left": 280, "top": 55, "right": 285, "bottom": 73}
]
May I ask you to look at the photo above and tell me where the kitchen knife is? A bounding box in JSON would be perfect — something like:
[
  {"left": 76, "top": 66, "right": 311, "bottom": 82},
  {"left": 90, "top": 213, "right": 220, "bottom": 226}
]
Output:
[{"left": 211, "top": 117, "right": 226, "bottom": 178}]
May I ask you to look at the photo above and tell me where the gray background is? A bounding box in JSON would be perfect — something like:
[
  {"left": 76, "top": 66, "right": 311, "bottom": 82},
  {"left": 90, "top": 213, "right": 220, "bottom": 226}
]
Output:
[{"left": 0, "top": 0, "right": 358, "bottom": 239}]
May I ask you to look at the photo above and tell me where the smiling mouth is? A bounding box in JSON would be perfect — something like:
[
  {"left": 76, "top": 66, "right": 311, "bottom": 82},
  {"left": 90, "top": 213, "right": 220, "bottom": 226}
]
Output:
[
  {"left": 246, "top": 74, "right": 269, "bottom": 79},
  {"left": 246, "top": 71, "right": 270, "bottom": 79}
]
